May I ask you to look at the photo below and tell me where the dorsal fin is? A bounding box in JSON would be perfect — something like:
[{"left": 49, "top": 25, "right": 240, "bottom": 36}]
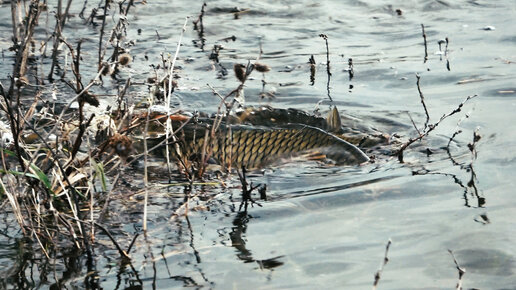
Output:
[{"left": 326, "top": 106, "right": 342, "bottom": 132}]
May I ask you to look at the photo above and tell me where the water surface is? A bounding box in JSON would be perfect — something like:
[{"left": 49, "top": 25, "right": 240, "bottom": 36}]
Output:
[{"left": 0, "top": 0, "right": 515, "bottom": 289}]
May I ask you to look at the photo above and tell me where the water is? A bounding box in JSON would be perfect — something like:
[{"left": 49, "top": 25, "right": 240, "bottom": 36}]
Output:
[{"left": 0, "top": 0, "right": 515, "bottom": 289}]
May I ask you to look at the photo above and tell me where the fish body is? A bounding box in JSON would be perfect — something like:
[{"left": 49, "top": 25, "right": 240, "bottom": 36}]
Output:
[
  {"left": 176, "top": 123, "right": 369, "bottom": 169},
  {"left": 131, "top": 106, "right": 381, "bottom": 169}
]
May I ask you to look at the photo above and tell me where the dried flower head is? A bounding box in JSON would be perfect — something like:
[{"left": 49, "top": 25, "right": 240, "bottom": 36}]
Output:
[
  {"left": 78, "top": 91, "right": 100, "bottom": 107},
  {"left": 234, "top": 63, "right": 246, "bottom": 83},
  {"left": 99, "top": 62, "right": 112, "bottom": 76},
  {"left": 147, "top": 76, "right": 157, "bottom": 84},
  {"left": 118, "top": 53, "right": 132, "bottom": 66},
  {"left": 254, "top": 63, "right": 270, "bottom": 73},
  {"left": 108, "top": 133, "right": 133, "bottom": 159},
  {"left": 158, "top": 76, "right": 178, "bottom": 89}
]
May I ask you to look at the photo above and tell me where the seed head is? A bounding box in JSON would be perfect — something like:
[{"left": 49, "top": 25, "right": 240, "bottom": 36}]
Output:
[
  {"left": 118, "top": 53, "right": 132, "bottom": 66},
  {"left": 234, "top": 63, "right": 247, "bottom": 83},
  {"left": 254, "top": 63, "right": 270, "bottom": 73}
]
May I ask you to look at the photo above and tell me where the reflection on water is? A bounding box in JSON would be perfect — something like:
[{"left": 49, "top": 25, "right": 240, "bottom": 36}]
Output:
[
  {"left": 230, "top": 212, "right": 284, "bottom": 270},
  {"left": 1, "top": 0, "right": 516, "bottom": 288}
]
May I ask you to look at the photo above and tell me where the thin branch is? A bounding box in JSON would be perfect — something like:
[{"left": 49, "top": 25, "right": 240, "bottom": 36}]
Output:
[
  {"left": 372, "top": 239, "right": 392, "bottom": 290},
  {"left": 448, "top": 249, "right": 466, "bottom": 290},
  {"left": 421, "top": 24, "right": 428, "bottom": 63},
  {"left": 98, "top": 0, "right": 109, "bottom": 67},
  {"left": 397, "top": 75, "right": 476, "bottom": 162},
  {"left": 406, "top": 111, "right": 421, "bottom": 136},
  {"left": 416, "top": 74, "right": 430, "bottom": 129},
  {"left": 143, "top": 108, "right": 150, "bottom": 232},
  {"left": 164, "top": 17, "right": 189, "bottom": 179},
  {"left": 319, "top": 34, "right": 333, "bottom": 102}
]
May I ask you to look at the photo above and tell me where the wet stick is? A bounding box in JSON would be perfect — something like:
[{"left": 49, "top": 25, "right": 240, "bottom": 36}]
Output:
[
  {"left": 348, "top": 58, "right": 354, "bottom": 81},
  {"left": 445, "top": 37, "right": 450, "bottom": 71},
  {"left": 6, "top": 2, "right": 42, "bottom": 172},
  {"left": 416, "top": 74, "right": 430, "bottom": 130},
  {"left": 421, "top": 24, "right": 428, "bottom": 63},
  {"left": 87, "top": 136, "right": 95, "bottom": 244},
  {"left": 48, "top": 0, "right": 73, "bottom": 80},
  {"left": 466, "top": 129, "right": 484, "bottom": 207},
  {"left": 319, "top": 34, "right": 333, "bottom": 102},
  {"left": 406, "top": 111, "right": 422, "bottom": 136},
  {"left": 448, "top": 249, "right": 466, "bottom": 290},
  {"left": 207, "top": 84, "right": 234, "bottom": 172},
  {"left": 60, "top": 38, "right": 100, "bottom": 165},
  {"left": 164, "top": 17, "right": 189, "bottom": 180},
  {"left": 372, "top": 239, "right": 392, "bottom": 290},
  {"left": 445, "top": 107, "right": 474, "bottom": 166},
  {"left": 397, "top": 74, "right": 476, "bottom": 162},
  {"left": 143, "top": 109, "right": 150, "bottom": 232},
  {"left": 98, "top": 0, "right": 109, "bottom": 67},
  {"left": 192, "top": 3, "right": 207, "bottom": 50},
  {"left": 237, "top": 167, "right": 262, "bottom": 212},
  {"left": 309, "top": 55, "right": 316, "bottom": 86}
]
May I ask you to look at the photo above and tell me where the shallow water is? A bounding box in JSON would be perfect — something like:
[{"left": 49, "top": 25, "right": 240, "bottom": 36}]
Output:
[{"left": 0, "top": 0, "right": 515, "bottom": 289}]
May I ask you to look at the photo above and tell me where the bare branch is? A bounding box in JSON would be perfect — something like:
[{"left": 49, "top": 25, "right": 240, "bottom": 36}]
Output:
[{"left": 373, "top": 239, "right": 392, "bottom": 290}]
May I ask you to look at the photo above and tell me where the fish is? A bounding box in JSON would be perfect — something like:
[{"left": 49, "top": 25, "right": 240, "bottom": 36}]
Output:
[
  {"left": 129, "top": 106, "right": 374, "bottom": 169},
  {"left": 175, "top": 123, "right": 370, "bottom": 169}
]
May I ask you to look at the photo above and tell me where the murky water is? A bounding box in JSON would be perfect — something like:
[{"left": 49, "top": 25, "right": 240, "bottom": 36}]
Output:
[{"left": 1, "top": 0, "right": 515, "bottom": 289}]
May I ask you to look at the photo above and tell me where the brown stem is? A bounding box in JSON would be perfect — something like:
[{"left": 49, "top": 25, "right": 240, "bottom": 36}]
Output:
[
  {"left": 373, "top": 239, "right": 392, "bottom": 289},
  {"left": 98, "top": 0, "right": 109, "bottom": 67},
  {"left": 421, "top": 24, "right": 428, "bottom": 63},
  {"left": 416, "top": 74, "right": 430, "bottom": 129}
]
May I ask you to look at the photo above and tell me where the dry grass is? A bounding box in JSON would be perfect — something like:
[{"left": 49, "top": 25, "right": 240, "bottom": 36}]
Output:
[{"left": 0, "top": 0, "right": 142, "bottom": 263}]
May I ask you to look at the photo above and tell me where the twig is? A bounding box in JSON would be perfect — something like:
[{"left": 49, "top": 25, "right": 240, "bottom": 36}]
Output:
[
  {"left": 397, "top": 74, "right": 476, "bottom": 162},
  {"left": 416, "top": 74, "right": 430, "bottom": 129},
  {"left": 143, "top": 109, "right": 150, "bottom": 232},
  {"left": 445, "top": 130, "right": 463, "bottom": 166},
  {"left": 164, "top": 17, "right": 189, "bottom": 179},
  {"left": 127, "top": 232, "right": 140, "bottom": 255},
  {"left": 122, "top": 0, "right": 135, "bottom": 16},
  {"left": 319, "top": 34, "right": 331, "bottom": 77},
  {"left": 309, "top": 55, "right": 316, "bottom": 86},
  {"left": 48, "top": 0, "right": 71, "bottom": 81},
  {"left": 348, "top": 58, "right": 354, "bottom": 80},
  {"left": 406, "top": 111, "right": 422, "bottom": 136},
  {"left": 69, "top": 113, "right": 95, "bottom": 162},
  {"left": 448, "top": 249, "right": 466, "bottom": 290},
  {"left": 192, "top": 3, "right": 207, "bottom": 50},
  {"left": 372, "top": 239, "right": 392, "bottom": 290},
  {"left": 319, "top": 34, "right": 333, "bottom": 102},
  {"left": 236, "top": 167, "right": 262, "bottom": 212},
  {"left": 421, "top": 24, "right": 428, "bottom": 63},
  {"left": 98, "top": 0, "right": 109, "bottom": 67}
]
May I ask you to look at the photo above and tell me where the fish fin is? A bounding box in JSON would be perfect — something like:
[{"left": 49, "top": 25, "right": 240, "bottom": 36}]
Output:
[
  {"left": 291, "top": 150, "right": 327, "bottom": 162},
  {"left": 326, "top": 106, "right": 342, "bottom": 132}
]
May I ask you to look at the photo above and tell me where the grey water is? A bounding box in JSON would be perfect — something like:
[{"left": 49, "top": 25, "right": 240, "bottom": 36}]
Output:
[{"left": 0, "top": 0, "right": 515, "bottom": 289}]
